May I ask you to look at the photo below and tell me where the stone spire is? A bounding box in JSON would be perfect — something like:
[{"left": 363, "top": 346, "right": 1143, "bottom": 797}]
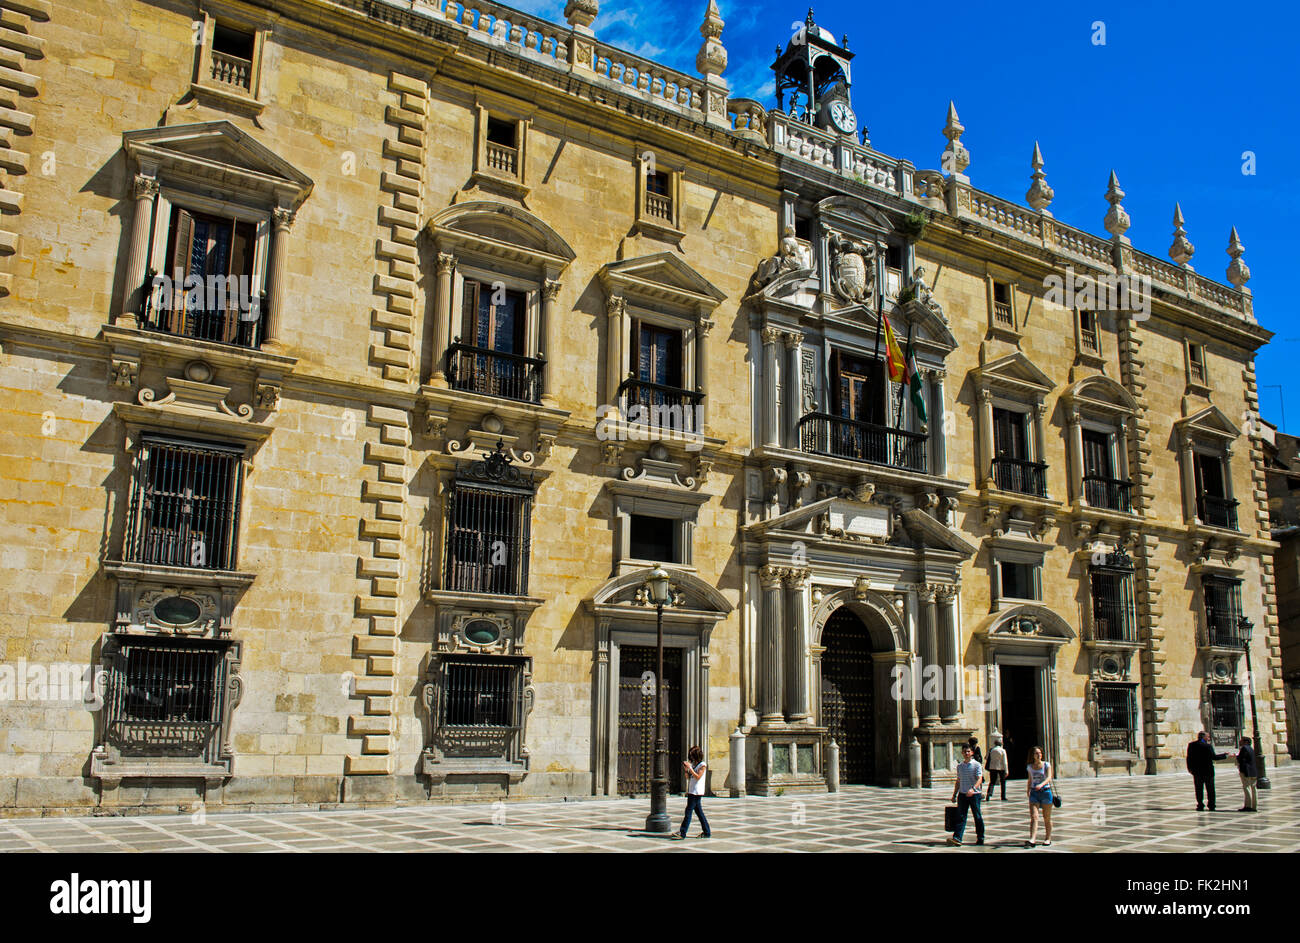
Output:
[
  {"left": 564, "top": 0, "right": 598, "bottom": 35},
  {"left": 941, "top": 101, "right": 970, "bottom": 181},
  {"left": 696, "top": 0, "right": 727, "bottom": 78},
  {"left": 1168, "top": 203, "right": 1195, "bottom": 270},
  {"left": 1025, "top": 142, "right": 1054, "bottom": 215},
  {"left": 1226, "top": 227, "right": 1251, "bottom": 289},
  {"left": 1103, "top": 170, "right": 1130, "bottom": 242}
]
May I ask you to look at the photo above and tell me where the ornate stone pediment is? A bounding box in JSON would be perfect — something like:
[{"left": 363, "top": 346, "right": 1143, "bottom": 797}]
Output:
[
  {"left": 124, "top": 121, "right": 313, "bottom": 210},
  {"left": 1064, "top": 374, "right": 1137, "bottom": 418},
  {"left": 973, "top": 350, "right": 1055, "bottom": 399},
  {"left": 599, "top": 252, "right": 726, "bottom": 312},
  {"left": 590, "top": 568, "right": 732, "bottom": 619},
  {"left": 428, "top": 200, "right": 576, "bottom": 275},
  {"left": 112, "top": 360, "right": 273, "bottom": 447},
  {"left": 1175, "top": 404, "right": 1241, "bottom": 443},
  {"left": 978, "top": 605, "right": 1075, "bottom": 647}
]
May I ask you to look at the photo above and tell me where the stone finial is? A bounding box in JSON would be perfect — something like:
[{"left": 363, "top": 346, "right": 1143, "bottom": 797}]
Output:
[
  {"left": 1169, "top": 203, "right": 1195, "bottom": 269},
  {"left": 1226, "top": 226, "right": 1251, "bottom": 288},
  {"left": 696, "top": 0, "right": 727, "bottom": 78},
  {"left": 564, "top": 0, "right": 599, "bottom": 34},
  {"left": 941, "top": 101, "right": 970, "bottom": 179},
  {"left": 1025, "top": 141, "right": 1054, "bottom": 215},
  {"left": 1103, "top": 170, "right": 1130, "bottom": 241}
]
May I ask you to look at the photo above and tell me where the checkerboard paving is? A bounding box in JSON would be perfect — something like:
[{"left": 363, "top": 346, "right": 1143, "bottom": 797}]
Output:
[{"left": 2, "top": 766, "right": 1295, "bottom": 853}]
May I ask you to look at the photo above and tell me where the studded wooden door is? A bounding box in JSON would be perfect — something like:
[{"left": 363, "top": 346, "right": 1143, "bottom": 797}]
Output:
[
  {"left": 820, "top": 609, "right": 875, "bottom": 784},
  {"left": 617, "top": 645, "right": 683, "bottom": 797}
]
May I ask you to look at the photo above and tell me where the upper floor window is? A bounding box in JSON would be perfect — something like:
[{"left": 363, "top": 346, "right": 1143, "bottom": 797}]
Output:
[
  {"left": 1187, "top": 341, "right": 1208, "bottom": 387},
  {"left": 1089, "top": 551, "right": 1137, "bottom": 642},
  {"left": 144, "top": 206, "right": 263, "bottom": 348},
  {"left": 992, "top": 407, "right": 1046, "bottom": 496},
  {"left": 470, "top": 106, "right": 529, "bottom": 198},
  {"left": 991, "top": 279, "right": 1015, "bottom": 330},
  {"left": 629, "top": 514, "right": 678, "bottom": 564},
  {"left": 123, "top": 435, "right": 245, "bottom": 572},
  {"left": 192, "top": 12, "right": 265, "bottom": 112},
  {"left": 447, "top": 279, "right": 541, "bottom": 404},
  {"left": 634, "top": 158, "right": 684, "bottom": 238},
  {"left": 1194, "top": 451, "right": 1238, "bottom": 530},
  {"left": 620, "top": 316, "right": 699, "bottom": 434},
  {"left": 485, "top": 117, "right": 519, "bottom": 175},
  {"left": 998, "top": 560, "right": 1040, "bottom": 601},
  {"left": 1077, "top": 309, "right": 1101, "bottom": 355},
  {"left": 1081, "top": 427, "right": 1130, "bottom": 512},
  {"left": 974, "top": 352, "right": 1054, "bottom": 499},
  {"left": 443, "top": 446, "right": 534, "bottom": 597}
]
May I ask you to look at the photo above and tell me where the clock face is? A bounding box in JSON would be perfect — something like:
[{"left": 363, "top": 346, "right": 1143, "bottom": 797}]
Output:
[{"left": 829, "top": 101, "right": 857, "bottom": 134}]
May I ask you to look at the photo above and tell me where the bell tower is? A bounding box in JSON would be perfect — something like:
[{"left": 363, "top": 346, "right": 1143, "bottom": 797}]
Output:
[{"left": 772, "top": 8, "right": 857, "bottom": 137}]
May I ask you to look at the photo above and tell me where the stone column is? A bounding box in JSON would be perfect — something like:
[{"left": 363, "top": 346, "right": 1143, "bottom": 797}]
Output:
[
  {"left": 540, "top": 279, "right": 562, "bottom": 405},
  {"left": 783, "top": 567, "right": 811, "bottom": 722},
  {"left": 918, "top": 585, "right": 940, "bottom": 724},
  {"left": 762, "top": 326, "right": 782, "bottom": 448},
  {"left": 784, "top": 331, "right": 803, "bottom": 449},
  {"left": 979, "top": 387, "right": 995, "bottom": 488},
  {"left": 431, "top": 253, "right": 456, "bottom": 387},
  {"left": 119, "top": 173, "right": 159, "bottom": 328},
  {"left": 929, "top": 368, "right": 947, "bottom": 477},
  {"left": 606, "top": 296, "right": 628, "bottom": 407},
  {"left": 937, "top": 586, "right": 960, "bottom": 722},
  {"left": 1180, "top": 433, "right": 1198, "bottom": 523},
  {"left": 263, "top": 206, "right": 295, "bottom": 347},
  {"left": 1068, "top": 406, "right": 1085, "bottom": 505},
  {"left": 759, "top": 565, "right": 785, "bottom": 725},
  {"left": 696, "top": 314, "right": 713, "bottom": 432}
]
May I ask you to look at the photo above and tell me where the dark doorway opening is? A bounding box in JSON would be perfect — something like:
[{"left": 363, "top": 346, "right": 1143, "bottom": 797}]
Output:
[
  {"left": 820, "top": 608, "right": 876, "bottom": 785},
  {"left": 617, "top": 645, "right": 683, "bottom": 797},
  {"left": 999, "top": 663, "right": 1040, "bottom": 779}
]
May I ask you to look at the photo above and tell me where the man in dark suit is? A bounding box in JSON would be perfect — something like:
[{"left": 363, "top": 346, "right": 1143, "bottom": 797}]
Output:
[
  {"left": 1236, "top": 738, "right": 1258, "bottom": 811},
  {"left": 1186, "top": 731, "right": 1227, "bottom": 811}
]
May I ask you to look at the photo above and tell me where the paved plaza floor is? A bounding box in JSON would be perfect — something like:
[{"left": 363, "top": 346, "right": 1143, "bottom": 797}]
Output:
[{"left": 2, "top": 766, "right": 1296, "bottom": 853}]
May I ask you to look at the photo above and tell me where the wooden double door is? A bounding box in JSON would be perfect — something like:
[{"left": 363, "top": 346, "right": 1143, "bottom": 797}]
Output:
[
  {"left": 820, "top": 608, "right": 876, "bottom": 785},
  {"left": 616, "top": 645, "right": 683, "bottom": 797}
]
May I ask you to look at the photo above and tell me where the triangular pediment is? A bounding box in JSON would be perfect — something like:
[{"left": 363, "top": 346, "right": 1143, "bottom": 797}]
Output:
[
  {"left": 974, "top": 351, "right": 1054, "bottom": 398},
  {"left": 600, "top": 253, "right": 726, "bottom": 311},
  {"left": 1176, "top": 404, "right": 1241, "bottom": 441},
  {"left": 124, "top": 121, "right": 313, "bottom": 208},
  {"left": 430, "top": 201, "right": 575, "bottom": 272},
  {"left": 900, "top": 509, "right": 978, "bottom": 555},
  {"left": 743, "top": 496, "right": 885, "bottom": 540}
]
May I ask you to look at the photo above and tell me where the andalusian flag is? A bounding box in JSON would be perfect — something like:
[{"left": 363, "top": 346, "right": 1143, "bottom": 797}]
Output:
[
  {"left": 882, "top": 314, "right": 906, "bottom": 383},
  {"left": 905, "top": 337, "right": 927, "bottom": 423}
]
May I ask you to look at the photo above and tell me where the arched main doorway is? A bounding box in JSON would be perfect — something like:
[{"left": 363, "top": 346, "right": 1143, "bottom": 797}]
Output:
[{"left": 820, "top": 607, "right": 876, "bottom": 785}]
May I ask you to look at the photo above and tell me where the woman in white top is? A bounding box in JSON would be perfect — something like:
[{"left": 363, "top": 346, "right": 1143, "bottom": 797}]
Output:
[
  {"left": 675, "top": 745, "right": 711, "bottom": 839},
  {"left": 1024, "top": 746, "right": 1054, "bottom": 847}
]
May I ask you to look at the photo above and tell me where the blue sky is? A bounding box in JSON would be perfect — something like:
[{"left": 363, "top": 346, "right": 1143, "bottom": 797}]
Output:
[{"left": 515, "top": 0, "right": 1299, "bottom": 429}]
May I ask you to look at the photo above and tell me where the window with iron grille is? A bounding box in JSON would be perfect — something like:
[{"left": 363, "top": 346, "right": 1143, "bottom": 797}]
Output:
[
  {"left": 102, "top": 636, "right": 231, "bottom": 762},
  {"left": 1095, "top": 683, "right": 1137, "bottom": 752},
  {"left": 443, "top": 446, "right": 534, "bottom": 596},
  {"left": 1090, "top": 554, "right": 1136, "bottom": 642},
  {"left": 1209, "top": 686, "right": 1243, "bottom": 745},
  {"left": 123, "top": 436, "right": 245, "bottom": 571},
  {"left": 1203, "top": 577, "right": 1244, "bottom": 647},
  {"left": 437, "top": 656, "right": 526, "bottom": 760}
]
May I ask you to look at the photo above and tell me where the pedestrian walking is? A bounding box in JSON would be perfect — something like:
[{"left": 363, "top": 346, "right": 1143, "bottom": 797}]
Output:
[
  {"left": 985, "top": 735, "right": 1009, "bottom": 801},
  {"left": 1024, "top": 746, "right": 1054, "bottom": 847},
  {"left": 967, "top": 736, "right": 983, "bottom": 765},
  {"left": 674, "top": 745, "right": 711, "bottom": 839},
  {"left": 947, "top": 743, "right": 985, "bottom": 846},
  {"left": 1236, "top": 737, "right": 1258, "bottom": 812},
  {"left": 1186, "top": 731, "right": 1226, "bottom": 811}
]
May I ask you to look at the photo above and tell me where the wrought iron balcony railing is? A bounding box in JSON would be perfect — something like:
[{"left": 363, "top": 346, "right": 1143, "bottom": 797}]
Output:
[
  {"left": 140, "top": 283, "right": 266, "bottom": 350},
  {"left": 1083, "top": 475, "right": 1132, "bottom": 513},
  {"left": 992, "top": 457, "right": 1048, "bottom": 497},
  {"left": 798, "top": 413, "right": 928, "bottom": 473},
  {"left": 1205, "top": 609, "right": 1246, "bottom": 648},
  {"left": 1197, "top": 494, "right": 1239, "bottom": 530},
  {"left": 618, "top": 378, "right": 703, "bottom": 434},
  {"left": 447, "top": 343, "right": 544, "bottom": 405}
]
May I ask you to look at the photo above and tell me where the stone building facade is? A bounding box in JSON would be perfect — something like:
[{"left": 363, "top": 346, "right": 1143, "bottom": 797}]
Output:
[{"left": 0, "top": 0, "right": 1286, "bottom": 814}]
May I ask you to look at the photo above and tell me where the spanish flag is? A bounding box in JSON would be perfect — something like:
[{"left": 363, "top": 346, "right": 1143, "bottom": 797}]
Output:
[{"left": 882, "top": 314, "right": 906, "bottom": 383}]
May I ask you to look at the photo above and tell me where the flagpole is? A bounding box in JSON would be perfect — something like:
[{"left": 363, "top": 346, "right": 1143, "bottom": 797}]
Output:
[{"left": 892, "top": 322, "right": 912, "bottom": 465}]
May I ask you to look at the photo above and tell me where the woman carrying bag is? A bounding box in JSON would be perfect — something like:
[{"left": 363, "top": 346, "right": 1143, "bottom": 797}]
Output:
[{"left": 1024, "top": 746, "right": 1055, "bottom": 848}]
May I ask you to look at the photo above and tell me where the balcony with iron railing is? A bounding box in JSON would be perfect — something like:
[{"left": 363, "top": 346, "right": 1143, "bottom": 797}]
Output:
[
  {"left": 140, "top": 277, "right": 267, "bottom": 350},
  {"left": 1083, "top": 475, "right": 1132, "bottom": 513},
  {"left": 1092, "top": 598, "right": 1137, "bottom": 643},
  {"left": 1197, "top": 493, "right": 1239, "bottom": 530},
  {"left": 617, "top": 378, "right": 703, "bottom": 435},
  {"left": 799, "top": 413, "right": 928, "bottom": 473},
  {"left": 210, "top": 50, "right": 253, "bottom": 91},
  {"left": 992, "top": 457, "right": 1048, "bottom": 497},
  {"left": 1204, "top": 608, "right": 1246, "bottom": 649},
  {"left": 447, "top": 343, "right": 544, "bottom": 405}
]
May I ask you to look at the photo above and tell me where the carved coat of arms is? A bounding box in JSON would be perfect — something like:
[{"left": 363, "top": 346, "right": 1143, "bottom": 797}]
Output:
[{"left": 830, "top": 234, "right": 876, "bottom": 305}]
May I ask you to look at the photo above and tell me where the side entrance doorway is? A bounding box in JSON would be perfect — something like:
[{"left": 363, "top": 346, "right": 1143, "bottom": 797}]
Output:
[
  {"left": 616, "top": 645, "right": 683, "bottom": 797},
  {"left": 999, "top": 663, "right": 1042, "bottom": 779}
]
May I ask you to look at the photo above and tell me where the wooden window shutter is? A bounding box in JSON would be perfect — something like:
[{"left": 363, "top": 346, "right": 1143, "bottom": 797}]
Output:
[
  {"left": 829, "top": 348, "right": 842, "bottom": 415},
  {"left": 629, "top": 317, "right": 641, "bottom": 384},
  {"left": 461, "top": 279, "right": 480, "bottom": 346},
  {"left": 170, "top": 207, "right": 195, "bottom": 278}
]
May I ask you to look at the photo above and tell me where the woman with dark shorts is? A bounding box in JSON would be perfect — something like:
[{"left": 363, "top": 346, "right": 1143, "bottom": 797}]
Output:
[{"left": 1024, "top": 746, "right": 1054, "bottom": 848}]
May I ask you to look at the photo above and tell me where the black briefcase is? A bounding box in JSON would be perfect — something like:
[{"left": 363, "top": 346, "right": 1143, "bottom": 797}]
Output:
[{"left": 944, "top": 804, "right": 960, "bottom": 832}]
